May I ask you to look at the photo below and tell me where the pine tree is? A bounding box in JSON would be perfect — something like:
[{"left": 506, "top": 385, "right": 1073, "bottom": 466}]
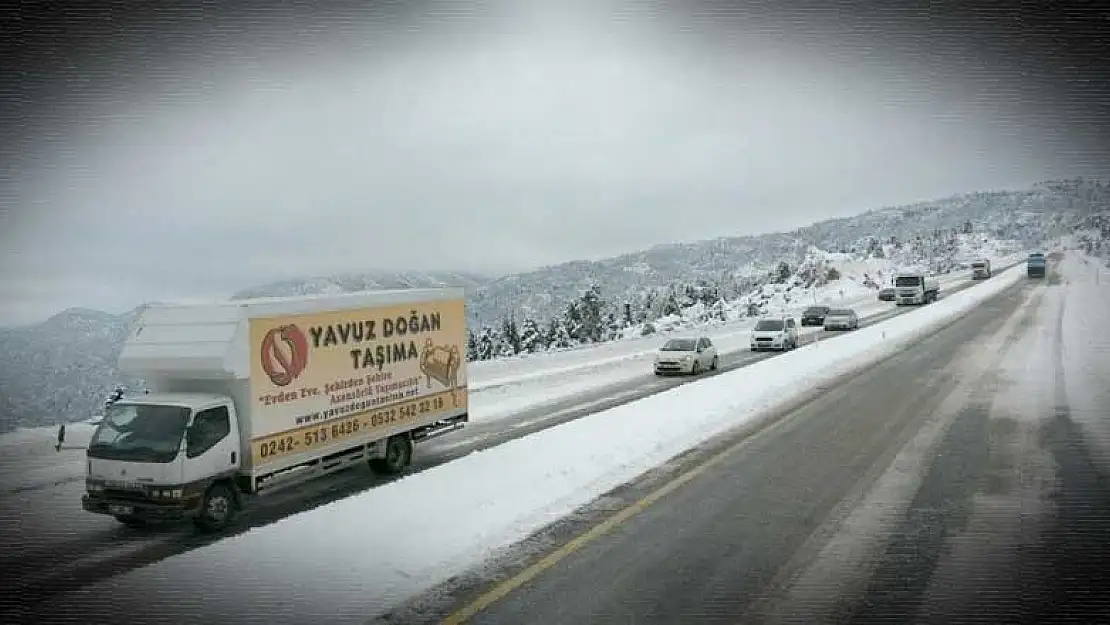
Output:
[
  {"left": 519, "top": 318, "right": 545, "bottom": 353},
  {"left": 776, "top": 261, "right": 792, "bottom": 283},
  {"left": 602, "top": 311, "right": 622, "bottom": 342},
  {"left": 499, "top": 315, "right": 522, "bottom": 356},
  {"left": 578, "top": 284, "right": 605, "bottom": 343},
  {"left": 466, "top": 330, "right": 479, "bottom": 362},
  {"left": 546, "top": 316, "right": 573, "bottom": 349},
  {"left": 476, "top": 326, "right": 496, "bottom": 361},
  {"left": 563, "top": 300, "right": 583, "bottom": 344},
  {"left": 640, "top": 290, "right": 657, "bottom": 322},
  {"left": 661, "top": 286, "right": 681, "bottom": 317}
]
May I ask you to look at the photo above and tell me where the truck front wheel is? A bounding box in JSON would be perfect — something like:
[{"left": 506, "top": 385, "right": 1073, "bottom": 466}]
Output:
[
  {"left": 370, "top": 435, "right": 413, "bottom": 476},
  {"left": 194, "top": 483, "right": 236, "bottom": 532}
]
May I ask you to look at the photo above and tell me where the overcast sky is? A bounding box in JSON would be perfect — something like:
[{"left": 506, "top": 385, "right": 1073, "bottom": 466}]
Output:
[{"left": 1, "top": 0, "right": 1105, "bottom": 326}]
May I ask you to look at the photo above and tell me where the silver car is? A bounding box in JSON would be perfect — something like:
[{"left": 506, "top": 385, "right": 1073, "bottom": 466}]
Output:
[
  {"left": 750, "top": 317, "right": 799, "bottom": 352},
  {"left": 823, "top": 308, "right": 859, "bottom": 331},
  {"left": 654, "top": 336, "right": 719, "bottom": 376}
]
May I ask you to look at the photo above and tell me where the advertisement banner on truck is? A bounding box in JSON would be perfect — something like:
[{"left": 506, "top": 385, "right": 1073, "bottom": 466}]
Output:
[{"left": 248, "top": 298, "right": 468, "bottom": 467}]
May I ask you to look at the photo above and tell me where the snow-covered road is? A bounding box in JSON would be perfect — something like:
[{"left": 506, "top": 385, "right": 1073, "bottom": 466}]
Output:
[{"left": 13, "top": 259, "right": 1040, "bottom": 625}]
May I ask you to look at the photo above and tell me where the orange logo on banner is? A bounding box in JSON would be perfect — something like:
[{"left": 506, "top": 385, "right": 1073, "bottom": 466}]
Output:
[{"left": 260, "top": 324, "right": 309, "bottom": 387}]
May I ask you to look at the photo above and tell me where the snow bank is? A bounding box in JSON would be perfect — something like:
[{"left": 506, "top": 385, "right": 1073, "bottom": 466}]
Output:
[
  {"left": 1058, "top": 252, "right": 1110, "bottom": 469},
  {"left": 37, "top": 263, "right": 1027, "bottom": 625}
]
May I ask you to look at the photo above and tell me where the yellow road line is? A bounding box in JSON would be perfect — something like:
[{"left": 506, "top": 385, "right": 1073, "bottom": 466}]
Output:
[{"left": 440, "top": 433, "right": 756, "bottom": 624}]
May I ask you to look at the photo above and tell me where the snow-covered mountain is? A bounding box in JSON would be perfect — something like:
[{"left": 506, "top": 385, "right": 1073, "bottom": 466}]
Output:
[
  {"left": 2, "top": 178, "right": 1107, "bottom": 433},
  {"left": 0, "top": 307, "right": 146, "bottom": 433},
  {"left": 466, "top": 179, "right": 1109, "bottom": 328}
]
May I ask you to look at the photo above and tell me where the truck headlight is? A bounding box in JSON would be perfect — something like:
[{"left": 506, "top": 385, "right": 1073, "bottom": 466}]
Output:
[
  {"left": 86, "top": 482, "right": 104, "bottom": 493},
  {"left": 148, "top": 488, "right": 183, "bottom": 499}
]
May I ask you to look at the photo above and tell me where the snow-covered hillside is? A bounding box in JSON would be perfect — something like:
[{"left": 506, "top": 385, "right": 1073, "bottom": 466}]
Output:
[
  {"left": 465, "top": 231, "right": 1023, "bottom": 360},
  {"left": 0, "top": 179, "right": 1102, "bottom": 433}
]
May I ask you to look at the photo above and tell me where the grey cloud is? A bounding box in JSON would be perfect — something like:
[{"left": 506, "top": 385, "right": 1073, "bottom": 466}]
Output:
[{"left": 1, "top": 0, "right": 1095, "bottom": 325}]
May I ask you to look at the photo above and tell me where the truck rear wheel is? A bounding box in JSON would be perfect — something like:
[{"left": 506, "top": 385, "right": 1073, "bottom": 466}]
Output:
[
  {"left": 194, "top": 483, "right": 236, "bottom": 532},
  {"left": 370, "top": 435, "right": 413, "bottom": 476}
]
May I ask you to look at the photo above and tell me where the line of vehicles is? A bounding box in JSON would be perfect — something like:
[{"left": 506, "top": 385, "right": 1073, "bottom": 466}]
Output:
[
  {"left": 658, "top": 252, "right": 1051, "bottom": 378},
  {"left": 652, "top": 306, "right": 865, "bottom": 375},
  {"left": 655, "top": 263, "right": 965, "bottom": 377}
]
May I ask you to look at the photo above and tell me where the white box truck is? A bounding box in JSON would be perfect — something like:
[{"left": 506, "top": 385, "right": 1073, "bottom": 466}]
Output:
[
  {"left": 893, "top": 271, "right": 940, "bottom": 305},
  {"left": 971, "top": 259, "right": 992, "bottom": 279},
  {"left": 59, "top": 288, "right": 468, "bottom": 531}
]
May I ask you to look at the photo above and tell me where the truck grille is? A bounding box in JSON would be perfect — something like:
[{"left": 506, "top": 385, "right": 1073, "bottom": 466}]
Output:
[{"left": 100, "top": 488, "right": 152, "bottom": 502}]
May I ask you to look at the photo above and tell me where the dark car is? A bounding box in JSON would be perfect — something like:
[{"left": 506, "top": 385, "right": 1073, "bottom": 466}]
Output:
[
  {"left": 878, "top": 287, "right": 896, "bottom": 301},
  {"left": 801, "top": 306, "right": 830, "bottom": 326}
]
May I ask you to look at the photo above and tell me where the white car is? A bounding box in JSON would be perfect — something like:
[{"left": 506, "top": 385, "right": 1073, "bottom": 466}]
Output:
[
  {"left": 823, "top": 308, "right": 859, "bottom": 331},
  {"left": 750, "top": 316, "right": 799, "bottom": 352},
  {"left": 654, "top": 336, "right": 719, "bottom": 376}
]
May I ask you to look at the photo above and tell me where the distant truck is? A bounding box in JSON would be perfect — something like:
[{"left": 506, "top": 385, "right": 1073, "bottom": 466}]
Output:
[
  {"left": 893, "top": 271, "right": 940, "bottom": 305},
  {"left": 971, "top": 259, "right": 992, "bottom": 280},
  {"left": 59, "top": 288, "right": 469, "bottom": 532},
  {"left": 1027, "top": 252, "right": 1047, "bottom": 278}
]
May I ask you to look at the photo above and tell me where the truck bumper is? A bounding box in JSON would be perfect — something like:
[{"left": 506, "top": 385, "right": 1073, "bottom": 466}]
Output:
[{"left": 83, "top": 494, "right": 201, "bottom": 522}]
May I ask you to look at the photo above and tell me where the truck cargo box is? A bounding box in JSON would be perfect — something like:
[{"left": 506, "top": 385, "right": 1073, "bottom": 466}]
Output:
[{"left": 118, "top": 288, "right": 469, "bottom": 476}]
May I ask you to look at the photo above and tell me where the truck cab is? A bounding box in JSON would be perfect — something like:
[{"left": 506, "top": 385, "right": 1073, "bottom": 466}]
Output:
[
  {"left": 1027, "top": 252, "right": 1047, "bottom": 278},
  {"left": 893, "top": 272, "right": 940, "bottom": 306},
  {"left": 81, "top": 393, "right": 242, "bottom": 530},
  {"left": 971, "top": 259, "right": 992, "bottom": 280}
]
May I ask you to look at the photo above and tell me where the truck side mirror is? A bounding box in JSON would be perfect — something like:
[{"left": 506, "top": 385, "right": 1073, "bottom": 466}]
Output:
[{"left": 55, "top": 424, "right": 66, "bottom": 452}]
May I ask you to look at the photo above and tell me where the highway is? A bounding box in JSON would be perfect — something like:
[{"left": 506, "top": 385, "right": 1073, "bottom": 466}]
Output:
[
  {"left": 375, "top": 264, "right": 1110, "bottom": 625},
  {"left": 0, "top": 271, "right": 1002, "bottom": 622}
]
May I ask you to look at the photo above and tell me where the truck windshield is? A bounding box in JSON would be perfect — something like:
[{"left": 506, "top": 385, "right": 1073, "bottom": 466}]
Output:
[
  {"left": 661, "top": 339, "right": 697, "bottom": 351},
  {"left": 87, "top": 403, "right": 190, "bottom": 463},
  {"left": 895, "top": 276, "right": 922, "bottom": 287},
  {"left": 755, "top": 319, "right": 785, "bottom": 332}
]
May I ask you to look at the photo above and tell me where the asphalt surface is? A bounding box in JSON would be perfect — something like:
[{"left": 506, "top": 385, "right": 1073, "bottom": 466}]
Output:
[
  {"left": 377, "top": 267, "right": 1110, "bottom": 625},
  {"left": 0, "top": 270, "right": 1003, "bottom": 620}
]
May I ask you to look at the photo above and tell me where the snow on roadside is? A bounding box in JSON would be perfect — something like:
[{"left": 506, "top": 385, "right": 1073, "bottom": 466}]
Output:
[
  {"left": 33, "top": 264, "right": 1027, "bottom": 625},
  {"left": 1058, "top": 251, "right": 1110, "bottom": 470},
  {"left": 0, "top": 423, "right": 95, "bottom": 494}
]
